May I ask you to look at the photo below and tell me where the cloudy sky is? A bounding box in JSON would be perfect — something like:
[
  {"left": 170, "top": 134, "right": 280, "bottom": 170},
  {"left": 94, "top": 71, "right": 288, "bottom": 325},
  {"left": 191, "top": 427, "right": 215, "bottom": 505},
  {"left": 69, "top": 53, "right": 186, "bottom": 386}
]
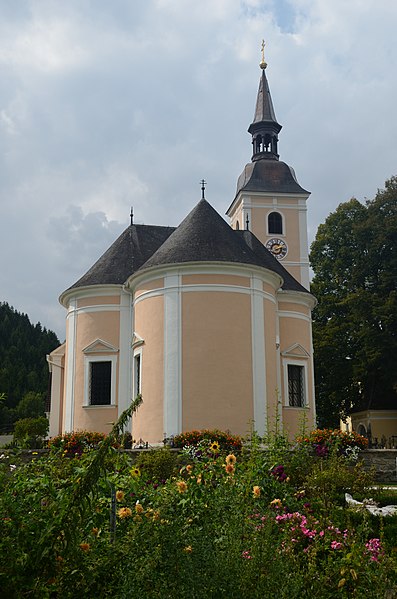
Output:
[{"left": 1, "top": 0, "right": 396, "bottom": 340}]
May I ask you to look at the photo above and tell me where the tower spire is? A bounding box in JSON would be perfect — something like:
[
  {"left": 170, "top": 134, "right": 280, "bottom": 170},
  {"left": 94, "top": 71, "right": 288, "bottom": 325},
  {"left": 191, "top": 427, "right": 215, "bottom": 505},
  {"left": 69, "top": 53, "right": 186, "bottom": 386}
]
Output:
[{"left": 248, "top": 41, "right": 282, "bottom": 161}]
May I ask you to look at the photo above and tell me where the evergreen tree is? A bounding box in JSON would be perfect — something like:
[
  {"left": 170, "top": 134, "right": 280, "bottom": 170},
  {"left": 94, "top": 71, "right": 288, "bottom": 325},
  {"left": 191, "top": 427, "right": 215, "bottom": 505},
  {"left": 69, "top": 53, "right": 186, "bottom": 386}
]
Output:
[{"left": 0, "top": 302, "right": 59, "bottom": 431}]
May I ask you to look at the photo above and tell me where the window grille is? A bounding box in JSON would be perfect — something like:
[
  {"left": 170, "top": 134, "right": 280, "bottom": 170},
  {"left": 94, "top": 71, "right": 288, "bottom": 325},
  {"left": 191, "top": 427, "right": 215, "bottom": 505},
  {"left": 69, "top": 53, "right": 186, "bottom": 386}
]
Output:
[
  {"left": 288, "top": 364, "right": 304, "bottom": 407},
  {"left": 89, "top": 361, "right": 111, "bottom": 405}
]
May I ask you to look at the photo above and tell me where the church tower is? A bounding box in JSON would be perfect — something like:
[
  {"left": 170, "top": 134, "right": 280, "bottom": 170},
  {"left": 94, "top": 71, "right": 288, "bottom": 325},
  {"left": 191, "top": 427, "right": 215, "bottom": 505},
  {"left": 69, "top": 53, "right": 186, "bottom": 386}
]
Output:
[{"left": 226, "top": 43, "right": 311, "bottom": 289}]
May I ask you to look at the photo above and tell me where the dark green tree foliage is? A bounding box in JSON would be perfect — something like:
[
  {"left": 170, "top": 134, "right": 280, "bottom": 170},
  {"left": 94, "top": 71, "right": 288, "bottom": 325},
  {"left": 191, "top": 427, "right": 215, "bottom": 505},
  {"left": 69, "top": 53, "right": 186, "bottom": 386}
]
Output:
[
  {"left": 310, "top": 177, "right": 397, "bottom": 427},
  {"left": 0, "top": 302, "right": 59, "bottom": 430}
]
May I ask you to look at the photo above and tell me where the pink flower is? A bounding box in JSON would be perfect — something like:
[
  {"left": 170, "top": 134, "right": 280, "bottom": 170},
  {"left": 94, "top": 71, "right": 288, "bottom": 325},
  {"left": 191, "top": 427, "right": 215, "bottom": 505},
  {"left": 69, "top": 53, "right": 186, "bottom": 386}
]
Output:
[
  {"left": 366, "top": 538, "right": 383, "bottom": 562},
  {"left": 331, "top": 541, "right": 343, "bottom": 550}
]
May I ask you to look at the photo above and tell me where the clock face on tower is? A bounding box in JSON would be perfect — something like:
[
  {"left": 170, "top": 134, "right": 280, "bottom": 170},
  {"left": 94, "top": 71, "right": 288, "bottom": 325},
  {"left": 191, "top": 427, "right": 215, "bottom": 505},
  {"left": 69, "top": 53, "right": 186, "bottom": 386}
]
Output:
[{"left": 265, "top": 238, "right": 288, "bottom": 260}]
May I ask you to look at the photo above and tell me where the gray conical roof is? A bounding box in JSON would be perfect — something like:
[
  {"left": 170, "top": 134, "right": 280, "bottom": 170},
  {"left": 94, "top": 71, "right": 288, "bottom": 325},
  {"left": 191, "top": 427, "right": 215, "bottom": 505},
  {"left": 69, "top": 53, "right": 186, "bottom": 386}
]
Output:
[
  {"left": 138, "top": 199, "right": 268, "bottom": 271},
  {"left": 65, "top": 224, "right": 175, "bottom": 291}
]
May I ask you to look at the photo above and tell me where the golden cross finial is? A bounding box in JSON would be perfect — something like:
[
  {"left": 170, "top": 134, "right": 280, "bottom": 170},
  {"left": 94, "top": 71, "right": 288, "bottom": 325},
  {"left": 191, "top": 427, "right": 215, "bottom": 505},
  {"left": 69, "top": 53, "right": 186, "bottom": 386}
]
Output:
[{"left": 260, "top": 39, "right": 267, "bottom": 70}]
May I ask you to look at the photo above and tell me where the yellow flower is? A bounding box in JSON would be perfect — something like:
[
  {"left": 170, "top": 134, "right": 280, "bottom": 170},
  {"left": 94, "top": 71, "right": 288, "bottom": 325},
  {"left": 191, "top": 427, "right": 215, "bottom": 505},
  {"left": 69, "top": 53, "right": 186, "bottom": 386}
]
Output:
[
  {"left": 79, "top": 542, "right": 90, "bottom": 552},
  {"left": 118, "top": 507, "right": 133, "bottom": 519},
  {"left": 210, "top": 441, "right": 220, "bottom": 453},
  {"left": 224, "top": 463, "right": 235, "bottom": 475},
  {"left": 176, "top": 480, "right": 188, "bottom": 493},
  {"left": 130, "top": 467, "right": 141, "bottom": 478},
  {"left": 252, "top": 485, "right": 261, "bottom": 498},
  {"left": 133, "top": 515, "right": 143, "bottom": 523},
  {"left": 196, "top": 475, "right": 202, "bottom": 485},
  {"left": 270, "top": 498, "right": 282, "bottom": 508},
  {"left": 116, "top": 490, "right": 125, "bottom": 502},
  {"left": 135, "top": 502, "right": 144, "bottom": 514},
  {"left": 225, "top": 454, "right": 236, "bottom": 465},
  {"left": 91, "top": 527, "right": 99, "bottom": 536},
  {"left": 186, "top": 464, "right": 193, "bottom": 473},
  {"left": 183, "top": 545, "right": 193, "bottom": 553}
]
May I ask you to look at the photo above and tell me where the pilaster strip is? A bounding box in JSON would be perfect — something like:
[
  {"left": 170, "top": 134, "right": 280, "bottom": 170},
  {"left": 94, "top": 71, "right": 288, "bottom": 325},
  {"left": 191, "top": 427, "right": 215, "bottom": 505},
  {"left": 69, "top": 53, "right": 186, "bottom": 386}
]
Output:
[
  {"left": 251, "top": 277, "right": 267, "bottom": 436},
  {"left": 163, "top": 274, "right": 182, "bottom": 438}
]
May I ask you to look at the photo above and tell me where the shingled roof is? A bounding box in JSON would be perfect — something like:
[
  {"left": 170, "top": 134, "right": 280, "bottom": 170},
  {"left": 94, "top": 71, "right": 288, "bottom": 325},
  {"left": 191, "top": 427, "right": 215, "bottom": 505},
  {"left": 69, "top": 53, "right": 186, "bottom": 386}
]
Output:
[
  {"left": 234, "top": 159, "right": 309, "bottom": 198},
  {"left": 66, "top": 224, "right": 175, "bottom": 291},
  {"left": 138, "top": 199, "right": 268, "bottom": 271}
]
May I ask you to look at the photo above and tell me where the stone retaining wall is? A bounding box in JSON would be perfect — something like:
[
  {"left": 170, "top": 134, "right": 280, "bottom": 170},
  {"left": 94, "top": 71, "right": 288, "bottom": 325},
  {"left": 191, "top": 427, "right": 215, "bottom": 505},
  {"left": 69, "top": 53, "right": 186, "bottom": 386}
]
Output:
[{"left": 359, "top": 450, "right": 397, "bottom": 483}]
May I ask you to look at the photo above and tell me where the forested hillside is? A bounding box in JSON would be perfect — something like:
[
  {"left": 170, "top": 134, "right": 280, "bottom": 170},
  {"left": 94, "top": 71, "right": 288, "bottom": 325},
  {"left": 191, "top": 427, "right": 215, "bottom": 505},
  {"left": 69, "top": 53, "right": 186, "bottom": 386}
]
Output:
[{"left": 0, "top": 302, "right": 60, "bottom": 432}]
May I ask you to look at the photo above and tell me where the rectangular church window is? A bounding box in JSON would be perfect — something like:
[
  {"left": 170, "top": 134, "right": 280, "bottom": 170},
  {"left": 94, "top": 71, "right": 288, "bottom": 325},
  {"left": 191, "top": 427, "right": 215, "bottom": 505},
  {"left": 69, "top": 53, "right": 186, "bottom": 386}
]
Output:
[
  {"left": 134, "top": 353, "right": 141, "bottom": 398},
  {"left": 89, "top": 361, "right": 112, "bottom": 405},
  {"left": 288, "top": 364, "right": 305, "bottom": 407}
]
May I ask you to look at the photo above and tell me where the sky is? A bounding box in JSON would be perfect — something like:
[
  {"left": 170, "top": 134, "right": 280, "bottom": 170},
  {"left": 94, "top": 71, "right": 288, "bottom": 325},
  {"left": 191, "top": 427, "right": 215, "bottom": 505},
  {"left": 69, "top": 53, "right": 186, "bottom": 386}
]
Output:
[{"left": 1, "top": 0, "right": 396, "bottom": 340}]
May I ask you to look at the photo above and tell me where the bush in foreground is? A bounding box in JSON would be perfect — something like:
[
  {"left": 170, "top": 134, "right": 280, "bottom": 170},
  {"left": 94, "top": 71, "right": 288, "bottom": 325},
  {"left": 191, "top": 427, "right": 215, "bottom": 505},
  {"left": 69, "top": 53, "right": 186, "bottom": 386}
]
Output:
[{"left": 0, "top": 416, "right": 396, "bottom": 598}]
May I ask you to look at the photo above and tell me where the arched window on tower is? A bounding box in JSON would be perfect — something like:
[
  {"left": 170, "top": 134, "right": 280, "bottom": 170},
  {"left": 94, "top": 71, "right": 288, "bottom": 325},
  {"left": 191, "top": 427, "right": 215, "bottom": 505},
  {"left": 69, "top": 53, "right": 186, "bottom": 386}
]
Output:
[
  {"left": 235, "top": 220, "right": 240, "bottom": 230},
  {"left": 268, "top": 212, "right": 283, "bottom": 235}
]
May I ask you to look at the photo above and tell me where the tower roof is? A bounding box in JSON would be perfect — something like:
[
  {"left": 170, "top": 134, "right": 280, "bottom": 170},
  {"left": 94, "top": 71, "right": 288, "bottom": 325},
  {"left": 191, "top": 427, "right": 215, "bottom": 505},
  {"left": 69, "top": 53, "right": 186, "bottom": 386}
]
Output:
[
  {"left": 234, "top": 159, "right": 309, "bottom": 198},
  {"left": 228, "top": 55, "right": 309, "bottom": 206},
  {"left": 250, "top": 67, "right": 280, "bottom": 129}
]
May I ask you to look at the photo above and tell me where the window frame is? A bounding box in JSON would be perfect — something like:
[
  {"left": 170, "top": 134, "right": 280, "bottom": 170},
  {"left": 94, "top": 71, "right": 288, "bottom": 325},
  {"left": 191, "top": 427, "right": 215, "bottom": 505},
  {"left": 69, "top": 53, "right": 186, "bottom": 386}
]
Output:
[
  {"left": 84, "top": 355, "right": 117, "bottom": 407},
  {"left": 133, "top": 349, "right": 142, "bottom": 399},
  {"left": 267, "top": 211, "right": 284, "bottom": 236},
  {"left": 283, "top": 359, "right": 308, "bottom": 408}
]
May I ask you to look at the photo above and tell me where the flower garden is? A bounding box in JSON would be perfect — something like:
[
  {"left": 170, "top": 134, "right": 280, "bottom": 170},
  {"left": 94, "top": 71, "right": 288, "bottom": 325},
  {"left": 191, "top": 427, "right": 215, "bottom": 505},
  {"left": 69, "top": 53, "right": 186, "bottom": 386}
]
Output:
[{"left": 1, "top": 399, "right": 397, "bottom": 598}]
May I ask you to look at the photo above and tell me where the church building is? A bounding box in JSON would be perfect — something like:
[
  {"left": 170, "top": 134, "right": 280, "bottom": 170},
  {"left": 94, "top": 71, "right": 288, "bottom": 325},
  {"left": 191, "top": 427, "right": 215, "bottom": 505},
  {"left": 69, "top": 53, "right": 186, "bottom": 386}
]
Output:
[{"left": 47, "top": 51, "right": 317, "bottom": 444}]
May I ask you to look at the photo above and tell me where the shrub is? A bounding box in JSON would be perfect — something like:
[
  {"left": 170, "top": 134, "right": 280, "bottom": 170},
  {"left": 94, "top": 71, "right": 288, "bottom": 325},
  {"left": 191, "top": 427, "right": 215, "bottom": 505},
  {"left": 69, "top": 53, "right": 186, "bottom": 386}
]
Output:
[
  {"left": 48, "top": 430, "right": 107, "bottom": 457},
  {"left": 296, "top": 428, "right": 368, "bottom": 456},
  {"left": 173, "top": 429, "right": 242, "bottom": 451},
  {"left": 13, "top": 416, "right": 49, "bottom": 448},
  {"left": 135, "top": 448, "right": 178, "bottom": 482}
]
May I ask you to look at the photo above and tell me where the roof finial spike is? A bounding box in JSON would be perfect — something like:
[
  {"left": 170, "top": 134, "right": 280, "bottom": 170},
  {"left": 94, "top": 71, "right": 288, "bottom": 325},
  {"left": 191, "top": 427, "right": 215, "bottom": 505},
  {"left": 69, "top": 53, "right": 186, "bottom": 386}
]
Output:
[
  {"left": 130, "top": 206, "right": 134, "bottom": 226},
  {"left": 260, "top": 39, "right": 267, "bottom": 70},
  {"left": 200, "top": 179, "right": 206, "bottom": 200}
]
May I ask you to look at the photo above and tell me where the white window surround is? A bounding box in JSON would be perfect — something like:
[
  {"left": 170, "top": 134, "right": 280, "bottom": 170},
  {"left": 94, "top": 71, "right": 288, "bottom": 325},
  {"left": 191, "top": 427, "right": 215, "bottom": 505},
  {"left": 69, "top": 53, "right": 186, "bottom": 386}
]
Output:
[
  {"left": 83, "top": 354, "right": 117, "bottom": 407},
  {"left": 282, "top": 358, "right": 309, "bottom": 408}
]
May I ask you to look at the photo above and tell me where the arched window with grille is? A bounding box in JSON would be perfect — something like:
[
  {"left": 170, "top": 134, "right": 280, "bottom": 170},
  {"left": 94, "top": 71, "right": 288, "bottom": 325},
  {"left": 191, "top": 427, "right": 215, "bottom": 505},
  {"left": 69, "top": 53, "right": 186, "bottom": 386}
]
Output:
[{"left": 268, "top": 211, "right": 283, "bottom": 235}]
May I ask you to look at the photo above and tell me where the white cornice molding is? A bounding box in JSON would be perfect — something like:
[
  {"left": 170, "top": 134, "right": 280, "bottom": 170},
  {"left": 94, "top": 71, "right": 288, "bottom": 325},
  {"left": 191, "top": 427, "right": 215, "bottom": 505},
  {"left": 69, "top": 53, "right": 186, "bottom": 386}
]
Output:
[
  {"left": 226, "top": 190, "right": 310, "bottom": 216},
  {"left": 277, "top": 289, "right": 317, "bottom": 310},
  {"left": 59, "top": 284, "right": 122, "bottom": 308}
]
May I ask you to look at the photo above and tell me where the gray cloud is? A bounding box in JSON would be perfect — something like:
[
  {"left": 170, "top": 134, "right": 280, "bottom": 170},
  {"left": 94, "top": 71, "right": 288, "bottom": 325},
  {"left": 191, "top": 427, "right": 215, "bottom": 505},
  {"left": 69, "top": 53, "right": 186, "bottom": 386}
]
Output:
[{"left": 1, "top": 0, "right": 396, "bottom": 338}]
